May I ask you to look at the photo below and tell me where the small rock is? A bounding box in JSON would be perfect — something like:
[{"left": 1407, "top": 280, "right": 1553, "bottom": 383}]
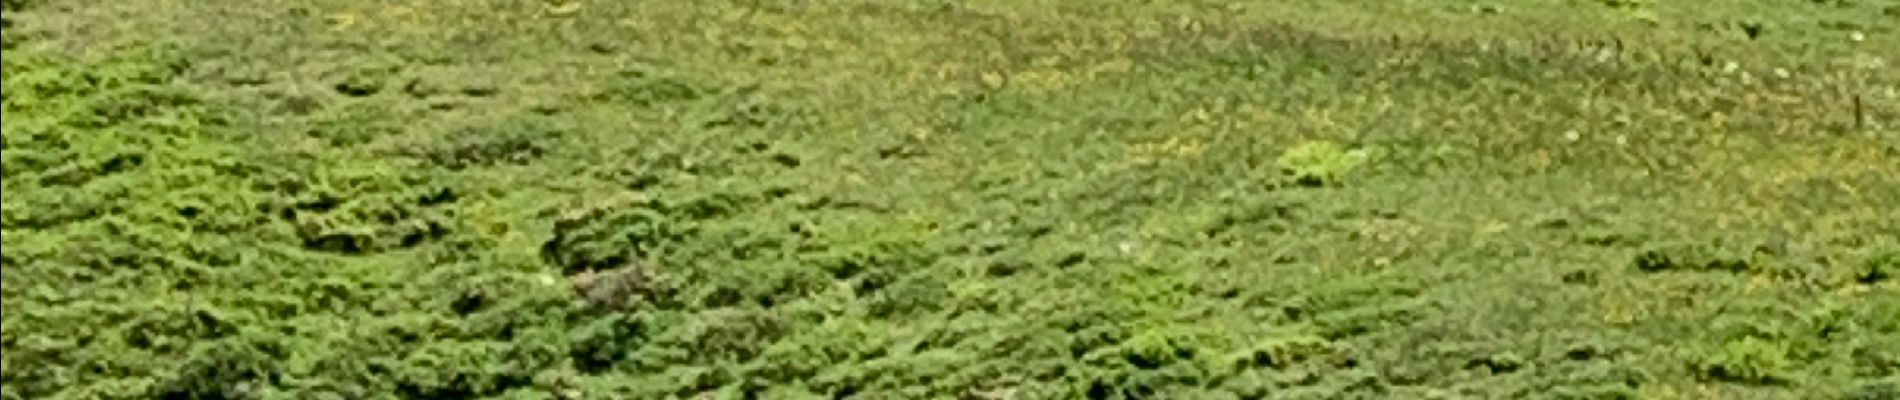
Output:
[{"left": 570, "top": 264, "right": 653, "bottom": 309}]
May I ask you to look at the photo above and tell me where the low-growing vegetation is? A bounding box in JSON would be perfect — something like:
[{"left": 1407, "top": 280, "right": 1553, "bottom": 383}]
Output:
[{"left": 2, "top": 0, "right": 1895, "bottom": 399}]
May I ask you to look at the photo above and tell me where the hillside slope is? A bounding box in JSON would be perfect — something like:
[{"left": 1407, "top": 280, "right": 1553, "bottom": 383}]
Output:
[{"left": 3, "top": 1, "right": 1896, "bottom": 398}]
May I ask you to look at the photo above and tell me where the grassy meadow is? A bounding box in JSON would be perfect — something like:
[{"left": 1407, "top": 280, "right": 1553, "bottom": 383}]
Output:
[{"left": 3, "top": 0, "right": 1897, "bottom": 398}]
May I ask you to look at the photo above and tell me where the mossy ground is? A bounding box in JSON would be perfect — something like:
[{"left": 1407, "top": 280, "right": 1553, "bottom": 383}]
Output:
[{"left": 3, "top": 1, "right": 1897, "bottom": 399}]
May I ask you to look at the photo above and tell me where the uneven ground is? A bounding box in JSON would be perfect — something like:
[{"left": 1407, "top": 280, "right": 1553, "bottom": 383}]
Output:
[{"left": 2, "top": 0, "right": 1897, "bottom": 399}]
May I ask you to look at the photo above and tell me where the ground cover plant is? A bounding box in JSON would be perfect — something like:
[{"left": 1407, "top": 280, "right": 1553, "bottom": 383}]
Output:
[{"left": 2, "top": 0, "right": 1896, "bottom": 398}]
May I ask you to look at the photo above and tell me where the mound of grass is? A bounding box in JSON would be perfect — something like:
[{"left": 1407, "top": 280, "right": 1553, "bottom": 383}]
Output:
[{"left": 1277, "top": 140, "right": 1371, "bottom": 187}]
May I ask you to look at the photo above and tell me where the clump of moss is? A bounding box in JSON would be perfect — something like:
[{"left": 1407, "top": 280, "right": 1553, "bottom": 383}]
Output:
[
  {"left": 1696, "top": 337, "right": 1797, "bottom": 384},
  {"left": 1276, "top": 140, "right": 1371, "bottom": 187}
]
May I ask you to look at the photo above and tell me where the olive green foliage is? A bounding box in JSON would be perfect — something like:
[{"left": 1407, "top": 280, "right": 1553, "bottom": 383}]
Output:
[
  {"left": 3, "top": 0, "right": 1897, "bottom": 399},
  {"left": 1275, "top": 141, "right": 1370, "bottom": 187}
]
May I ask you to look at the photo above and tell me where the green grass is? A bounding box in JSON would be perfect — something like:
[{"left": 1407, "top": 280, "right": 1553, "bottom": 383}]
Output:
[{"left": 3, "top": 0, "right": 1897, "bottom": 399}]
